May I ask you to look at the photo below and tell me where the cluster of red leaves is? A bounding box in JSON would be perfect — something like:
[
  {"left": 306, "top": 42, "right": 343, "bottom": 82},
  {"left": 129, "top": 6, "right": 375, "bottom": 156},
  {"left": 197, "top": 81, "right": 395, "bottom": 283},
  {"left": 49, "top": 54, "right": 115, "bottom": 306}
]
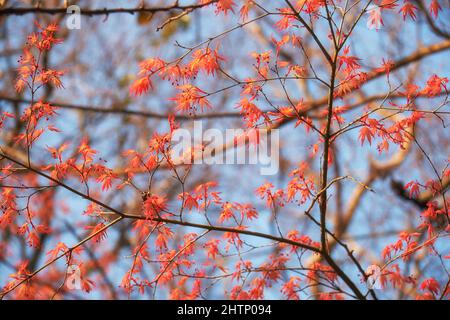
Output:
[
  {"left": 2, "top": 159, "right": 60, "bottom": 254},
  {"left": 15, "top": 101, "right": 58, "bottom": 147},
  {"left": 227, "top": 255, "right": 294, "bottom": 300},
  {"left": 358, "top": 74, "right": 448, "bottom": 152},
  {"left": 256, "top": 162, "right": 316, "bottom": 209},
  {"left": 236, "top": 97, "right": 266, "bottom": 128},
  {"left": 0, "top": 172, "right": 58, "bottom": 253},
  {"left": 0, "top": 111, "right": 15, "bottom": 131},
  {"left": 283, "top": 230, "right": 320, "bottom": 252},
  {"left": 0, "top": 186, "right": 18, "bottom": 230},
  {"left": 2, "top": 262, "right": 35, "bottom": 298},
  {"left": 117, "top": 168, "right": 326, "bottom": 298},
  {"left": 379, "top": 190, "right": 449, "bottom": 299},
  {"left": 0, "top": 23, "right": 121, "bottom": 298},
  {"left": 2, "top": 0, "right": 449, "bottom": 300},
  {"left": 378, "top": 264, "right": 416, "bottom": 290},
  {"left": 1, "top": 184, "right": 97, "bottom": 298},
  {"left": 200, "top": 0, "right": 236, "bottom": 15},
  {"left": 382, "top": 231, "right": 421, "bottom": 261},
  {"left": 399, "top": 1, "right": 418, "bottom": 20},
  {"left": 9, "top": 23, "right": 65, "bottom": 152}
]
